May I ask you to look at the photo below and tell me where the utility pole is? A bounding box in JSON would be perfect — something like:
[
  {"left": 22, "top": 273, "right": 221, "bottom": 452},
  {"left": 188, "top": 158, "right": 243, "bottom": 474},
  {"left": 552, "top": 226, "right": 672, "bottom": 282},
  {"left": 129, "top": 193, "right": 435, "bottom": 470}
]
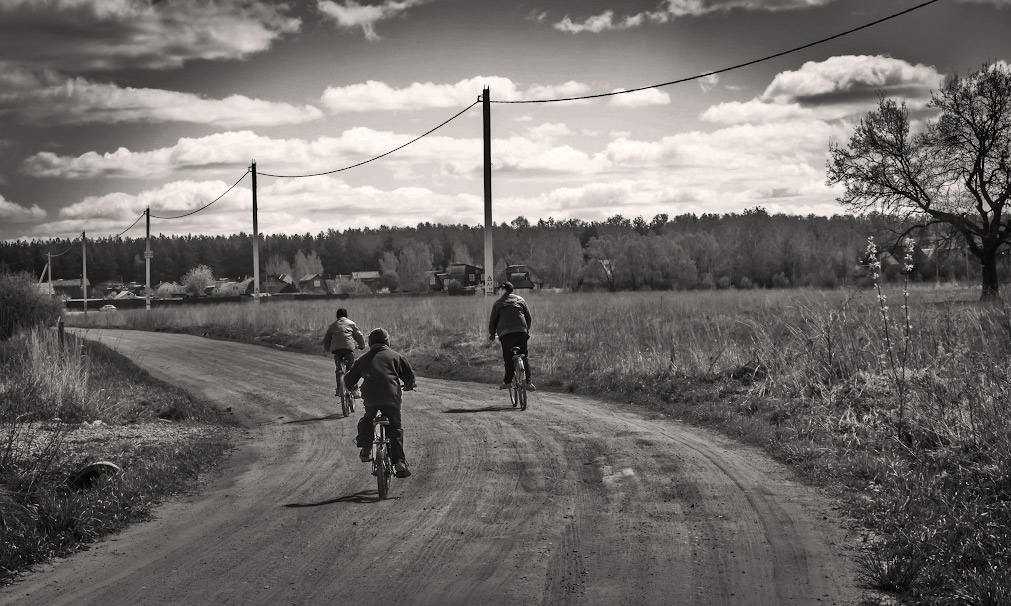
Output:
[
  {"left": 482, "top": 86, "right": 494, "bottom": 296},
  {"left": 145, "top": 207, "right": 152, "bottom": 311},
  {"left": 81, "top": 231, "right": 88, "bottom": 317},
  {"left": 251, "top": 160, "right": 261, "bottom": 301},
  {"left": 47, "top": 252, "right": 53, "bottom": 292}
]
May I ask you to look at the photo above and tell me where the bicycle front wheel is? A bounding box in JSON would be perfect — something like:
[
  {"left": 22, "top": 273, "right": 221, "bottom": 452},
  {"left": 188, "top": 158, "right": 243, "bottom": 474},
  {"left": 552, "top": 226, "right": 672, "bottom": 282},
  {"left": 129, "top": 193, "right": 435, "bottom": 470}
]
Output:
[{"left": 341, "top": 391, "right": 351, "bottom": 417}]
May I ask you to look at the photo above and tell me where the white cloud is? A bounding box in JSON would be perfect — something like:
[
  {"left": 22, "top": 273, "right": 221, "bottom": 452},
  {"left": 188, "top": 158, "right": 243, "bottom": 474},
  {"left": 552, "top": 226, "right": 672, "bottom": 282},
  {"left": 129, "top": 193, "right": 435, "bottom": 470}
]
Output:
[
  {"left": 552, "top": 0, "right": 830, "bottom": 33},
  {"left": 19, "top": 122, "right": 607, "bottom": 180},
  {"left": 606, "top": 88, "right": 671, "bottom": 107},
  {"left": 699, "top": 74, "right": 719, "bottom": 93},
  {"left": 0, "top": 67, "right": 322, "bottom": 127},
  {"left": 317, "top": 0, "right": 430, "bottom": 41},
  {"left": 0, "top": 0, "right": 300, "bottom": 72},
  {"left": 29, "top": 175, "right": 483, "bottom": 239},
  {"left": 703, "top": 55, "right": 944, "bottom": 124},
  {"left": 320, "top": 76, "right": 592, "bottom": 112},
  {"left": 0, "top": 193, "right": 45, "bottom": 222}
]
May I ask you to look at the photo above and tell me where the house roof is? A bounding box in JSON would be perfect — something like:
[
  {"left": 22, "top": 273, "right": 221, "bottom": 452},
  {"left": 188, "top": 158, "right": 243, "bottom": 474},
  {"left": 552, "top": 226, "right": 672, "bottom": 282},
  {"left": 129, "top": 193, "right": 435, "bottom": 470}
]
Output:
[{"left": 352, "top": 271, "right": 381, "bottom": 280}]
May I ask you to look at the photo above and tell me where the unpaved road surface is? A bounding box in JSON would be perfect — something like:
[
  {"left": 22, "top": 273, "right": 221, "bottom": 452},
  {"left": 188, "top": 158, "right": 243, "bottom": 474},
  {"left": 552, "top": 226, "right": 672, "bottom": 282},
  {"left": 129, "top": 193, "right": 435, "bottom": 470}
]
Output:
[{"left": 3, "top": 329, "right": 861, "bottom": 605}]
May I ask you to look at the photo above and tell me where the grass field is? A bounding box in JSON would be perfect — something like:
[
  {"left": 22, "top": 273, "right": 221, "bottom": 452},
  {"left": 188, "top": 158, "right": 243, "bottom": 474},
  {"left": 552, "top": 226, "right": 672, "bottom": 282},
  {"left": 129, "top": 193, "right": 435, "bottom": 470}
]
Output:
[{"left": 67, "top": 284, "right": 1011, "bottom": 605}]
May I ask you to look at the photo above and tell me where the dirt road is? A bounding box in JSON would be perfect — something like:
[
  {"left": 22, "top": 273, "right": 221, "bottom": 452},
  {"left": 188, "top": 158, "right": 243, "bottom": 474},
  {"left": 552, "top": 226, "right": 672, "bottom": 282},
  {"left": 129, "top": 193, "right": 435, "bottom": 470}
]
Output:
[{"left": 2, "top": 329, "right": 860, "bottom": 605}]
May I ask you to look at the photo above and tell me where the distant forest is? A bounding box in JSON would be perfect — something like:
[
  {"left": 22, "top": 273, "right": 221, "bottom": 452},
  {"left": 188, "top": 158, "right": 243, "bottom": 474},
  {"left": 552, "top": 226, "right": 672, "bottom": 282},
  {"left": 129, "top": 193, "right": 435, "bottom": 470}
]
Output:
[{"left": 0, "top": 209, "right": 990, "bottom": 292}]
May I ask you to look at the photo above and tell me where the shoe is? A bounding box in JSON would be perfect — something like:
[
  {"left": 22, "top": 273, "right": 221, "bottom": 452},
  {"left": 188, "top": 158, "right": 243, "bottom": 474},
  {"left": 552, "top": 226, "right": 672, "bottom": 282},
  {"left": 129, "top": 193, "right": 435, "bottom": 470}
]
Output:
[
  {"left": 360, "top": 447, "right": 372, "bottom": 463},
  {"left": 334, "top": 388, "right": 340, "bottom": 397},
  {"left": 394, "top": 461, "right": 412, "bottom": 478},
  {"left": 498, "top": 383, "right": 510, "bottom": 390},
  {"left": 352, "top": 389, "right": 362, "bottom": 399},
  {"left": 526, "top": 382, "right": 536, "bottom": 392},
  {"left": 349, "top": 402, "right": 356, "bottom": 413}
]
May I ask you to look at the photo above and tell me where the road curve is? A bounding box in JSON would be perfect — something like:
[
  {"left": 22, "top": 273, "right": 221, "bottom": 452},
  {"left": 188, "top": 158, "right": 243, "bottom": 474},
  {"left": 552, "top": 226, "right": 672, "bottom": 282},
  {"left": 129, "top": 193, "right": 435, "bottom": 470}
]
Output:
[{"left": 2, "top": 329, "right": 860, "bottom": 605}]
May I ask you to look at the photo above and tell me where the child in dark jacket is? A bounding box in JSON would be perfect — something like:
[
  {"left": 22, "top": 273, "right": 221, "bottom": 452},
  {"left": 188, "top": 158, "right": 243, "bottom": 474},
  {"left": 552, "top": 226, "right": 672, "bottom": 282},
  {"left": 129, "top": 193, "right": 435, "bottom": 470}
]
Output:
[{"left": 344, "top": 328, "right": 417, "bottom": 478}]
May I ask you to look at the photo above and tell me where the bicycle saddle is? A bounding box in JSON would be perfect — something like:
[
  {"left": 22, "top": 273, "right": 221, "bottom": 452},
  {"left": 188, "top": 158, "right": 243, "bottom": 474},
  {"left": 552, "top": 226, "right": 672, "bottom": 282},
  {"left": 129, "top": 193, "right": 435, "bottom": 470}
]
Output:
[{"left": 373, "top": 417, "right": 390, "bottom": 425}]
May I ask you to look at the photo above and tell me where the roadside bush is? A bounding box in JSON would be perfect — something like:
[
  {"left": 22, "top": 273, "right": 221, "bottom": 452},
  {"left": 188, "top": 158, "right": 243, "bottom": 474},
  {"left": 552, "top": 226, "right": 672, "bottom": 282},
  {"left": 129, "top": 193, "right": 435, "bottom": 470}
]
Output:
[{"left": 0, "top": 271, "right": 63, "bottom": 340}]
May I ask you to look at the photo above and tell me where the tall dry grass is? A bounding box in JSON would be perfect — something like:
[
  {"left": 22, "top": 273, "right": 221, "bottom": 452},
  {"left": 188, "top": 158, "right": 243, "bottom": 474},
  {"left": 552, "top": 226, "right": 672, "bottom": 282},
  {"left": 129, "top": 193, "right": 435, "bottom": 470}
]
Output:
[{"left": 1, "top": 327, "right": 230, "bottom": 583}]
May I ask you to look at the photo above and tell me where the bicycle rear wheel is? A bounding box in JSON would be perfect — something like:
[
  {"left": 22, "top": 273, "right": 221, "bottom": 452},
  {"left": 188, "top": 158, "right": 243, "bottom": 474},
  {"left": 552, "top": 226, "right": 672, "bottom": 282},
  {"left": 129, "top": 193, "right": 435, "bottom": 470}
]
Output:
[
  {"left": 340, "top": 391, "right": 351, "bottom": 417},
  {"left": 515, "top": 358, "right": 527, "bottom": 410},
  {"left": 376, "top": 445, "right": 391, "bottom": 500}
]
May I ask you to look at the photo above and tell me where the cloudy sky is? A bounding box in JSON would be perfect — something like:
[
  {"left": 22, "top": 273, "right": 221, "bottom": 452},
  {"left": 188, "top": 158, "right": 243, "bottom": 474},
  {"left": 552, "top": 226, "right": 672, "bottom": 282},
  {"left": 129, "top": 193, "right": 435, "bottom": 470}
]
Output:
[{"left": 1, "top": 0, "right": 1009, "bottom": 242}]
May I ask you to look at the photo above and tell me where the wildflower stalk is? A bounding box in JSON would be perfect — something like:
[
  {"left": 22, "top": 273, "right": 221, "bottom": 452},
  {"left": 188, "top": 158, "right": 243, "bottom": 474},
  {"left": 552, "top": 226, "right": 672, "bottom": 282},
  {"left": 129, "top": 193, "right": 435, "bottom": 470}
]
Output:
[{"left": 867, "top": 236, "right": 911, "bottom": 435}]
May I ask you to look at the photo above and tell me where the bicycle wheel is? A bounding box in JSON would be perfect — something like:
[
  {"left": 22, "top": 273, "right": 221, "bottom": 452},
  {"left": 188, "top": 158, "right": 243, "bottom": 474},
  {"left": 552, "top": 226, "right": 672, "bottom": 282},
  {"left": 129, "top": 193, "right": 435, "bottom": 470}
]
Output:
[
  {"left": 515, "top": 358, "right": 527, "bottom": 410},
  {"left": 340, "top": 390, "right": 351, "bottom": 417},
  {"left": 376, "top": 445, "right": 391, "bottom": 500}
]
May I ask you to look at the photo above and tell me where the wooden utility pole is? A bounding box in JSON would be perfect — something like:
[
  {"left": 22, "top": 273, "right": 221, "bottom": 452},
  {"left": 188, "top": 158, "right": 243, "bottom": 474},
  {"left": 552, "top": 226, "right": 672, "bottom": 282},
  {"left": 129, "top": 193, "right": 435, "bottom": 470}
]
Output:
[
  {"left": 81, "top": 231, "right": 88, "bottom": 317},
  {"left": 145, "top": 208, "right": 152, "bottom": 311},
  {"left": 251, "top": 160, "right": 261, "bottom": 301},
  {"left": 482, "top": 87, "right": 494, "bottom": 296},
  {"left": 47, "top": 253, "right": 53, "bottom": 292}
]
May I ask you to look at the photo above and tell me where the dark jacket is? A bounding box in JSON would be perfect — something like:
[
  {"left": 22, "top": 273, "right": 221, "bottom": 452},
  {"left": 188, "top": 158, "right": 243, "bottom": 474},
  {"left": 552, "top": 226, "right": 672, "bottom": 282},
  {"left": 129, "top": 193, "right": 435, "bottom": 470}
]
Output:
[
  {"left": 488, "top": 293, "right": 531, "bottom": 338},
  {"left": 344, "top": 344, "right": 416, "bottom": 407},
  {"left": 323, "top": 317, "right": 365, "bottom": 353}
]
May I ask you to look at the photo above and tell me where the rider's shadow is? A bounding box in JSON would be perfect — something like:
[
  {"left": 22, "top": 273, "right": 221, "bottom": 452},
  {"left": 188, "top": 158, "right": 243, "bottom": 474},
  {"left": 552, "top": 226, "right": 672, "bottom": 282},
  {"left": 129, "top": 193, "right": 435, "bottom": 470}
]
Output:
[
  {"left": 284, "top": 490, "right": 399, "bottom": 507},
  {"left": 443, "top": 406, "right": 515, "bottom": 414}
]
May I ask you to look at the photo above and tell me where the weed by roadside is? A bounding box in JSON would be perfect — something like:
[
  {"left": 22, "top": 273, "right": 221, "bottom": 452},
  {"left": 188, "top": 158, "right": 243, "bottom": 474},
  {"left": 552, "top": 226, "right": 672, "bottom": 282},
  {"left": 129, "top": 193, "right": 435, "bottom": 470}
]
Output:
[{"left": 0, "top": 328, "right": 232, "bottom": 585}]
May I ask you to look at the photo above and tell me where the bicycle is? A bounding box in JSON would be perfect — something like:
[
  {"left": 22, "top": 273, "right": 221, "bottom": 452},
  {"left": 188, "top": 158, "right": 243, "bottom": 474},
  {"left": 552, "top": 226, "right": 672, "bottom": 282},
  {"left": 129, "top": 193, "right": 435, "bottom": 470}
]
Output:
[
  {"left": 370, "top": 384, "right": 413, "bottom": 500},
  {"left": 371, "top": 411, "right": 393, "bottom": 500},
  {"left": 508, "top": 346, "right": 527, "bottom": 411},
  {"left": 335, "top": 365, "right": 354, "bottom": 418}
]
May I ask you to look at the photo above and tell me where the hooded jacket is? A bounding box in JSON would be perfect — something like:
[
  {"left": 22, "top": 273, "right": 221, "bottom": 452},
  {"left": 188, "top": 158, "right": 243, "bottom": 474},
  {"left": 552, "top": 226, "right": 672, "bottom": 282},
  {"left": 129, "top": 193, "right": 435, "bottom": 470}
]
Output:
[
  {"left": 488, "top": 293, "right": 531, "bottom": 338},
  {"left": 323, "top": 317, "right": 366, "bottom": 353},
  {"left": 344, "top": 344, "right": 416, "bottom": 408}
]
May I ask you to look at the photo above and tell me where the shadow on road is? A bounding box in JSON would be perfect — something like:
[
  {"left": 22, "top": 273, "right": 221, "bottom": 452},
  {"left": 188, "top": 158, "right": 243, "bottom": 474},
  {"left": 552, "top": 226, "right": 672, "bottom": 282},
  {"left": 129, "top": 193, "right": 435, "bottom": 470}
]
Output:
[
  {"left": 443, "top": 405, "right": 515, "bottom": 414},
  {"left": 282, "top": 413, "right": 348, "bottom": 425},
  {"left": 284, "top": 489, "right": 398, "bottom": 507}
]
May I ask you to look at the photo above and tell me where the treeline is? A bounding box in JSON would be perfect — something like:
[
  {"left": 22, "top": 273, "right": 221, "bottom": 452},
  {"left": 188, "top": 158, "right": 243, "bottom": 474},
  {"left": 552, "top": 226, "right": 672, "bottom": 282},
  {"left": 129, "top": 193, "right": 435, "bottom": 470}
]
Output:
[{"left": 0, "top": 209, "right": 984, "bottom": 291}]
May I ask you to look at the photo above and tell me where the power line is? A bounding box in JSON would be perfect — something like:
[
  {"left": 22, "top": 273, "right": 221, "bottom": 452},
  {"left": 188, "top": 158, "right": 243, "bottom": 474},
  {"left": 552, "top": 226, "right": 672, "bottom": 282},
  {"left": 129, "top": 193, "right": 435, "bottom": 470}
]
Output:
[
  {"left": 492, "top": 0, "right": 944, "bottom": 104},
  {"left": 258, "top": 100, "right": 480, "bottom": 178},
  {"left": 46, "top": 241, "right": 78, "bottom": 257},
  {"left": 151, "top": 169, "right": 250, "bottom": 220},
  {"left": 114, "top": 211, "right": 146, "bottom": 238}
]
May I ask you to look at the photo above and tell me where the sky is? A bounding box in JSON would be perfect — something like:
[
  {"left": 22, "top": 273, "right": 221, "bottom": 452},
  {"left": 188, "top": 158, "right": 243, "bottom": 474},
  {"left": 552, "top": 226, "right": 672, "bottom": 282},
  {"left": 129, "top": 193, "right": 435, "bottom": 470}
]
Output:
[{"left": 1, "top": 0, "right": 1010, "bottom": 242}]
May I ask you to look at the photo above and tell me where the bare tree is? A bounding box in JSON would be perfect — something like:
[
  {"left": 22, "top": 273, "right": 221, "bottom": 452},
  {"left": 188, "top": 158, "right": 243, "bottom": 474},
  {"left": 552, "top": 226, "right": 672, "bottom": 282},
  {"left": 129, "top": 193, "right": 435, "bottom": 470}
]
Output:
[{"left": 828, "top": 62, "right": 1011, "bottom": 301}]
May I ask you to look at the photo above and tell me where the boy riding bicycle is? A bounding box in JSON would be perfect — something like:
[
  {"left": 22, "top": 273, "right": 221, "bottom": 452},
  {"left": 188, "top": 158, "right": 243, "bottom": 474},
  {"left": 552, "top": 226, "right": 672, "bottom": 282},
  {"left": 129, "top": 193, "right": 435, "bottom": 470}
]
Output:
[
  {"left": 322, "top": 308, "right": 365, "bottom": 399},
  {"left": 344, "top": 328, "right": 417, "bottom": 479},
  {"left": 488, "top": 281, "right": 536, "bottom": 391}
]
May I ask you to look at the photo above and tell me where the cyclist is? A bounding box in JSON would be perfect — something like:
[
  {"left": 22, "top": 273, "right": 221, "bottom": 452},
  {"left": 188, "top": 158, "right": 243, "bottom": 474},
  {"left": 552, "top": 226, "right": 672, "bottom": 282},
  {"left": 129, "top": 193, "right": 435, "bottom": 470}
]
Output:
[
  {"left": 322, "top": 308, "right": 365, "bottom": 399},
  {"left": 488, "top": 281, "right": 535, "bottom": 391},
  {"left": 345, "top": 328, "right": 417, "bottom": 478}
]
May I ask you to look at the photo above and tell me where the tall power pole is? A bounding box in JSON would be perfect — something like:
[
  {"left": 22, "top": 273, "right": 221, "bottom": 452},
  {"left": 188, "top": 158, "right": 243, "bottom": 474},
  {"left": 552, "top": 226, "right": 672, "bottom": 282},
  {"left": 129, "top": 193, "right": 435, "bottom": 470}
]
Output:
[
  {"left": 81, "top": 231, "right": 88, "bottom": 317},
  {"left": 482, "top": 87, "right": 494, "bottom": 296},
  {"left": 251, "top": 160, "right": 261, "bottom": 300},
  {"left": 145, "top": 207, "right": 152, "bottom": 311}
]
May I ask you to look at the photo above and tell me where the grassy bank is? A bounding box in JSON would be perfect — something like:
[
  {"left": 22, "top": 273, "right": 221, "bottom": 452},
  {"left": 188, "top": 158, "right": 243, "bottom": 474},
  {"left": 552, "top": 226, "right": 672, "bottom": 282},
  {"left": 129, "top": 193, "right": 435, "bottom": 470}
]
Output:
[
  {"left": 0, "top": 328, "right": 233, "bottom": 585},
  {"left": 68, "top": 286, "right": 1010, "bottom": 604}
]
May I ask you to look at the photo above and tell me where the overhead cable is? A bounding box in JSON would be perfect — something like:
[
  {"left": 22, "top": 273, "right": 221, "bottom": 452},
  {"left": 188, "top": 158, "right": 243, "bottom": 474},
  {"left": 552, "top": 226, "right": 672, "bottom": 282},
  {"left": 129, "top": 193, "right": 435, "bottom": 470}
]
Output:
[
  {"left": 114, "top": 211, "right": 146, "bottom": 238},
  {"left": 151, "top": 169, "right": 250, "bottom": 220},
  {"left": 46, "top": 241, "right": 78, "bottom": 257},
  {"left": 491, "top": 0, "right": 943, "bottom": 104},
  {"left": 258, "top": 100, "right": 480, "bottom": 178}
]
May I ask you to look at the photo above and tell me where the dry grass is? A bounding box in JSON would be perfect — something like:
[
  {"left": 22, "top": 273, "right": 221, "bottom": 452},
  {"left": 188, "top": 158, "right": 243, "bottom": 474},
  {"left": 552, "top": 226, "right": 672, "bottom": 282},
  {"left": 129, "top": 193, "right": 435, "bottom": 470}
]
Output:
[{"left": 0, "top": 328, "right": 231, "bottom": 584}]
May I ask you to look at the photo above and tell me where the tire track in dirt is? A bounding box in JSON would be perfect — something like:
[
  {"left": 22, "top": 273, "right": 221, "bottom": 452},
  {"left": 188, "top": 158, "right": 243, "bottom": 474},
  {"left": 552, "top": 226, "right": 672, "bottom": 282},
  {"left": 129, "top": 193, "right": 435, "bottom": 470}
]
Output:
[{"left": 1, "top": 329, "right": 860, "bottom": 605}]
